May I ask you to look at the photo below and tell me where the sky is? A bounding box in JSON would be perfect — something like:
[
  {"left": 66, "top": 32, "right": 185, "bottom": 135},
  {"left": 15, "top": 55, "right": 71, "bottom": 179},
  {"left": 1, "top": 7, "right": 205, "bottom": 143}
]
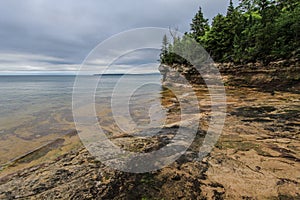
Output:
[{"left": 0, "top": 0, "right": 237, "bottom": 75}]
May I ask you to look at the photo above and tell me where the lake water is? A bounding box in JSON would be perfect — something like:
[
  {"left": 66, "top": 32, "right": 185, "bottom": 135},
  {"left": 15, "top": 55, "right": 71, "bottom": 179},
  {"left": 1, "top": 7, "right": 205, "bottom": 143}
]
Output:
[{"left": 0, "top": 74, "right": 162, "bottom": 164}]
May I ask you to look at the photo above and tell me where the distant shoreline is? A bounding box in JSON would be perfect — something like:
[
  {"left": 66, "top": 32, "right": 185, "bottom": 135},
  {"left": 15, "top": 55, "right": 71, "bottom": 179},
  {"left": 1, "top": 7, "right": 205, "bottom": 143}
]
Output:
[
  {"left": 0, "top": 73, "right": 161, "bottom": 77},
  {"left": 93, "top": 73, "right": 160, "bottom": 76}
]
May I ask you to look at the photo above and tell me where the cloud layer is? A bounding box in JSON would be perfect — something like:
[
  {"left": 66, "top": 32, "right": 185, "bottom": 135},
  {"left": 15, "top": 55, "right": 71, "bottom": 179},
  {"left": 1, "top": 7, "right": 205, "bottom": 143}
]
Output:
[{"left": 0, "top": 0, "right": 233, "bottom": 74}]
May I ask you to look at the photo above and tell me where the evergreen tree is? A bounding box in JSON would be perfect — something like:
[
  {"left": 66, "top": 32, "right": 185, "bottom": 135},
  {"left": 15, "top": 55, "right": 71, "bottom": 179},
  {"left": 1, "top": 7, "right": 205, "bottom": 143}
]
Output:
[
  {"left": 160, "top": 35, "right": 169, "bottom": 64},
  {"left": 205, "top": 14, "right": 228, "bottom": 62},
  {"left": 205, "top": 1, "right": 239, "bottom": 62},
  {"left": 190, "top": 7, "right": 209, "bottom": 43},
  {"left": 227, "top": 0, "right": 235, "bottom": 15},
  {"left": 160, "top": 0, "right": 300, "bottom": 65}
]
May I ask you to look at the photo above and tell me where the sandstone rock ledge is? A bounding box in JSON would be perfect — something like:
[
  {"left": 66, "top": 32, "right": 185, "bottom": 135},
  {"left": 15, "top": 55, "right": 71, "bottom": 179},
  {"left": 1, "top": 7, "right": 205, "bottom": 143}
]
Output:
[{"left": 159, "top": 59, "right": 300, "bottom": 93}]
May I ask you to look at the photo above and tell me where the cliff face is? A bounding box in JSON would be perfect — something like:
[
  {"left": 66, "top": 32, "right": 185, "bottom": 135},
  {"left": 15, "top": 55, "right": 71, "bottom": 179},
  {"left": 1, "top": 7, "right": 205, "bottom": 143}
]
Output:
[{"left": 159, "top": 59, "right": 300, "bottom": 92}]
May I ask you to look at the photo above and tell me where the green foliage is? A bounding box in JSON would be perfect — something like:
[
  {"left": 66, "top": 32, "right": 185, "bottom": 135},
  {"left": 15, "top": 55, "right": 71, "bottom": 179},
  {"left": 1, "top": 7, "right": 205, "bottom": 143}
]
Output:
[
  {"left": 160, "top": 0, "right": 300, "bottom": 65},
  {"left": 190, "top": 7, "right": 209, "bottom": 43},
  {"left": 159, "top": 34, "right": 169, "bottom": 64}
]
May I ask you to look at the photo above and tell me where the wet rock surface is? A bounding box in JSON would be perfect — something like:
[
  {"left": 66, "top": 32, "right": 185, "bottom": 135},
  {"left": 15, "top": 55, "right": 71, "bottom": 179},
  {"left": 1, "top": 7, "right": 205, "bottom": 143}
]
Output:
[{"left": 0, "top": 142, "right": 211, "bottom": 199}]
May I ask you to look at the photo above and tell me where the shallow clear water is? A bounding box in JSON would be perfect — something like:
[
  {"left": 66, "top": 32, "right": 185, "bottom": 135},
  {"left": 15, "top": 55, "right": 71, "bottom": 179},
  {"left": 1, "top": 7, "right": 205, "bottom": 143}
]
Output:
[
  {"left": 0, "top": 74, "right": 162, "bottom": 131},
  {"left": 0, "top": 74, "right": 162, "bottom": 163}
]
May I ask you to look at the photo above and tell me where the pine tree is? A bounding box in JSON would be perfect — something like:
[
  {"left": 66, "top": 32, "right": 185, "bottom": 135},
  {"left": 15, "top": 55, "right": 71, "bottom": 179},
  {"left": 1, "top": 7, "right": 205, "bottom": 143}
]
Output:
[
  {"left": 227, "top": 0, "right": 235, "bottom": 16},
  {"left": 160, "top": 35, "right": 169, "bottom": 64},
  {"left": 160, "top": 0, "right": 300, "bottom": 65},
  {"left": 190, "top": 7, "right": 209, "bottom": 43}
]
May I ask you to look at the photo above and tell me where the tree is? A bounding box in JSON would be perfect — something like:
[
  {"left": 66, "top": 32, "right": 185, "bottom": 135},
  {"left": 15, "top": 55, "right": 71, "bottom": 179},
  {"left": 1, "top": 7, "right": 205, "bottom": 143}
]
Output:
[
  {"left": 160, "top": 0, "right": 300, "bottom": 65},
  {"left": 272, "top": 1, "right": 300, "bottom": 59},
  {"left": 190, "top": 7, "right": 209, "bottom": 43},
  {"left": 204, "top": 14, "right": 229, "bottom": 62},
  {"left": 205, "top": 0, "right": 240, "bottom": 62},
  {"left": 159, "top": 34, "right": 169, "bottom": 64},
  {"left": 227, "top": 0, "right": 235, "bottom": 16}
]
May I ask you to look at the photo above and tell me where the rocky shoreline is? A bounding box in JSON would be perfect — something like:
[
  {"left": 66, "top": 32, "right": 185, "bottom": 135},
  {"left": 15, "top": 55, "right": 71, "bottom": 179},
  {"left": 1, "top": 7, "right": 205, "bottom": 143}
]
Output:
[
  {"left": 159, "top": 58, "right": 300, "bottom": 93},
  {"left": 217, "top": 59, "right": 300, "bottom": 93},
  {"left": 0, "top": 62, "right": 299, "bottom": 199}
]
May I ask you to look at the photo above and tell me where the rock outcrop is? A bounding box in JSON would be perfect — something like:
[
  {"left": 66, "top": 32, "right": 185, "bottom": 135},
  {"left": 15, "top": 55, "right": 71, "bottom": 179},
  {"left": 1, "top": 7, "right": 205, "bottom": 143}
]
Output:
[{"left": 159, "top": 59, "right": 300, "bottom": 93}]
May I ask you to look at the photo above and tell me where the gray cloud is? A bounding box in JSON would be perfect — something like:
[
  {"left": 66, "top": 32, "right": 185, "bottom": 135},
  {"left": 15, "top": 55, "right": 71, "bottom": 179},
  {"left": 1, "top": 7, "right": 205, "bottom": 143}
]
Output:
[{"left": 0, "top": 0, "right": 234, "bottom": 74}]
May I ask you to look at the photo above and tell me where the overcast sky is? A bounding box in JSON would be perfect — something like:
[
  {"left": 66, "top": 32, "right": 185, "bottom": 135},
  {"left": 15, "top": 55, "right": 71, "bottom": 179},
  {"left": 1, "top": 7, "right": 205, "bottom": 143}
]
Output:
[{"left": 0, "top": 0, "right": 236, "bottom": 75}]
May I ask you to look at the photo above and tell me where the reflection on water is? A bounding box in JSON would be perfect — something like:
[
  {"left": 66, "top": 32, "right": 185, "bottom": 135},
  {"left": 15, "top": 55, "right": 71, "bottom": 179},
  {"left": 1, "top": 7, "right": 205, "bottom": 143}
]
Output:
[{"left": 0, "top": 74, "right": 162, "bottom": 164}]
